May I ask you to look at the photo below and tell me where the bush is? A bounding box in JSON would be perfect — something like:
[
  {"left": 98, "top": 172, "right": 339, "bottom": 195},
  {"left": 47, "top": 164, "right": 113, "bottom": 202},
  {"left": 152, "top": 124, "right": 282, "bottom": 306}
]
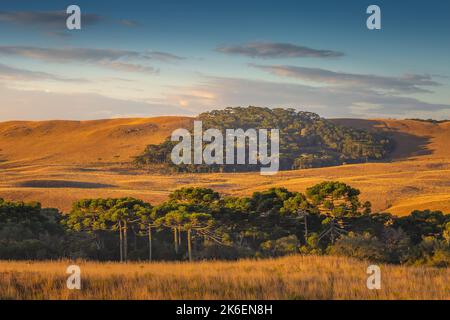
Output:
[
  {"left": 329, "top": 232, "right": 388, "bottom": 262},
  {"left": 260, "top": 235, "right": 299, "bottom": 257}
]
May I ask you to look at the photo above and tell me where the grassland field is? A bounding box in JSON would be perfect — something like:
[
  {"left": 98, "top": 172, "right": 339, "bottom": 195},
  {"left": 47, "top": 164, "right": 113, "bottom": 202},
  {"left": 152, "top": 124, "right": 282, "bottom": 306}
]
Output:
[
  {"left": 1, "top": 256, "right": 449, "bottom": 300},
  {"left": 0, "top": 117, "right": 448, "bottom": 215},
  {"left": 0, "top": 116, "right": 449, "bottom": 300}
]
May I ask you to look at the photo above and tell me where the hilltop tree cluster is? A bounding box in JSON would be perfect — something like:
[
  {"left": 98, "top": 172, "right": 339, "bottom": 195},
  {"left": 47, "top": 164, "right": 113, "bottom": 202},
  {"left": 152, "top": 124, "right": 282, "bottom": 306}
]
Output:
[
  {"left": 1, "top": 182, "right": 449, "bottom": 267},
  {"left": 135, "top": 107, "right": 393, "bottom": 172}
]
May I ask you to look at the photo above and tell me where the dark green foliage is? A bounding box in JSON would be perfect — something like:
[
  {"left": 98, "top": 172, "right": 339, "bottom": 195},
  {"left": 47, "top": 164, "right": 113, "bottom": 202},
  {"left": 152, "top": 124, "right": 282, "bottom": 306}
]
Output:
[
  {"left": 0, "top": 199, "right": 65, "bottom": 259},
  {"left": 328, "top": 232, "right": 388, "bottom": 262},
  {"left": 135, "top": 107, "right": 393, "bottom": 172},
  {"left": 393, "top": 209, "right": 448, "bottom": 243},
  {"left": 169, "top": 187, "right": 220, "bottom": 207},
  {"left": 260, "top": 235, "right": 299, "bottom": 257},
  {"left": 306, "top": 181, "right": 361, "bottom": 216},
  {"left": 1, "top": 183, "right": 449, "bottom": 266}
]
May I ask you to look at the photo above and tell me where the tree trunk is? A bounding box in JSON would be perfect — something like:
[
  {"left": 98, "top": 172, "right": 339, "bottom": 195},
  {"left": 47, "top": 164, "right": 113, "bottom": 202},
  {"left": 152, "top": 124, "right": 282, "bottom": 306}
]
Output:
[
  {"left": 174, "top": 227, "right": 178, "bottom": 254},
  {"left": 187, "top": 229, "right": 192, "bottom": 262},
  {"left": 178, "top": 227, "right": 182, "bottom": 246},
  {"left": 119, "top": 222, "right": 123, "bottom": 263},
  {"left": 124, "top": 221, "right": 128, "bottom": 262},
  {"left": 148, "top": 224, "right": 152, "bottom": 261},
  {"left": 304, "top": 215, "right": 308, "bottom": 240}
]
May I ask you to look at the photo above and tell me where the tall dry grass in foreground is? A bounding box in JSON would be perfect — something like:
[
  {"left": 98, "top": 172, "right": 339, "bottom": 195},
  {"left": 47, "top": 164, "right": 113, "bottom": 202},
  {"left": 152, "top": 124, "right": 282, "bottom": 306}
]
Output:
[{"left": 0, "top": 255, "right": 449, "bottom": 300}]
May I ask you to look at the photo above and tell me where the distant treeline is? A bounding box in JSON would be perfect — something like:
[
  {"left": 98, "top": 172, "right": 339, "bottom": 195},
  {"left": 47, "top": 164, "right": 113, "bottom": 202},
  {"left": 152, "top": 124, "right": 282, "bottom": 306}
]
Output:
[
  {"left": 135, "top": 107, "right": 394, "bottom": 172},
  {"left": 1, "top": 181, "right": 449, "bottom": 267}
]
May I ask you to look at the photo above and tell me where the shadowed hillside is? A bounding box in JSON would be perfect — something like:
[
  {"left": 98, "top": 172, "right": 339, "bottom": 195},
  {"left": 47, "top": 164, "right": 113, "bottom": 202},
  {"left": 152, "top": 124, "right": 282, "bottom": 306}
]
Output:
[{"left": 331, "top": 118, "right": 450, "bottom": 160}]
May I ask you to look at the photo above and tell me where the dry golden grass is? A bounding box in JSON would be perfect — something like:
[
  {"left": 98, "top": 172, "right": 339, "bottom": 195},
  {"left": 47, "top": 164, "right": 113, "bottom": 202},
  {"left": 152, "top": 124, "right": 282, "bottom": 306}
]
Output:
[
  {"left": 0, "top": 256, "right": 449, "bottom": 300},
  {"left": 0, "top": 158, "right": 448, "bottom": 215},
  {"left": 0, "top": 116, "right": 192, "bottom": 166},
  {"left": 0, "top": 117, "right": 449, "bottom": 215}
]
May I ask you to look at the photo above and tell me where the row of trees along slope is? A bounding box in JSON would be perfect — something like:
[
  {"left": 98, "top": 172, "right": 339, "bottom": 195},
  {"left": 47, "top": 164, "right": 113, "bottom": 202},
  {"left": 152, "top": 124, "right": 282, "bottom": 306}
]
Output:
[
  {"left": 135, "top": 106, "right": 394, "bottom": 172},
  {"left": 2, "top": 182, "right": 450, "bottom": 266}
]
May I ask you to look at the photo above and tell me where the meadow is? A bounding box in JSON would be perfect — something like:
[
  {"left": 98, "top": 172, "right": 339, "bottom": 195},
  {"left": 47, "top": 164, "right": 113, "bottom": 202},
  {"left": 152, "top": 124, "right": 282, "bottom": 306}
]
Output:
[
  {"left": 0, "top": 117, "right": 449, "bottom": 216},
  {"left": 0, "top": 256, "right": 449, "bottom": 300},
  {"left": 0, "top": 116, "right": 449, "bottom": 300}
]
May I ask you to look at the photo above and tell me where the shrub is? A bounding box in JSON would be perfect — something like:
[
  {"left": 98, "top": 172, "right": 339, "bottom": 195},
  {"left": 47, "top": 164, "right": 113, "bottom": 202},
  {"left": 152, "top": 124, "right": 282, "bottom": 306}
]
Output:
[{"left": 329, "top": 232, "right": 388, "bottom": 262}]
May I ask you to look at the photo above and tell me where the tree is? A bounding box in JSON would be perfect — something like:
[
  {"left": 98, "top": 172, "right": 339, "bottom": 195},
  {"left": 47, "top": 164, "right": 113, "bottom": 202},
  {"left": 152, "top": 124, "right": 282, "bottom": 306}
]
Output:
[
  {"left": 65, "top": 198, "right": 152, "bottom": 262},
  {"left": 281, "top": 192, "right": 318, "bottom": 242},
  {"left": 64, "top": 199, "right": 110, "bottom": 251},
  {"left": 169, "top": 187, "right": 220, "bottom": 206},
  {"left": 106, "top": 197, "right": 151, "bottom": 262},
  {"left": 157, "top": 207, "right": 215, "bottom": 261},
  {"left": 136, "top": 205, "right": 159, "bottom": 261},
  {"left": 135, "top": 106, "right": 393, "bottom": 172},
  {"left": 250, "top": 187, "right": 293, "bottom": 215},
  {"left": 6, "top": 182, "right": 450, "bottom": 265},
  {"left": 306, "top": 182, "right": 363, "bottom": 244},
  {"left": 183, "top": 213, "right": 214, "bottom": 261},
  {"left": 0, "top": 199, "right": 65, "bottom": 259},
  {"left": 306, "top": 181, "right": 362, "bottom": 217}
]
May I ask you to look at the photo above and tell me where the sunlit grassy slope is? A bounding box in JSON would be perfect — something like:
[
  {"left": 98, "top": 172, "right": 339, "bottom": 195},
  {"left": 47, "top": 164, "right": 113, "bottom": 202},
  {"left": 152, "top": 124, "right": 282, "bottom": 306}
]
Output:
[
  {"left": 0, "top": 256, "right": 449, "bottom": 300},
  {"left": 0, "top": 117, "right": 449, "bottom": 215}
]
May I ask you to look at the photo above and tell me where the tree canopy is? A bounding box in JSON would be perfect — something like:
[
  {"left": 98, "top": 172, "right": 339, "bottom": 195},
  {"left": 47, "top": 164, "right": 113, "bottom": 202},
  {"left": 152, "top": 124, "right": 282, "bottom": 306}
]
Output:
[
  {"left": 1, "top": 183, "right": 449, "bottom": 267},
  {"left": 135, "top": 107, "right": 393, "bottom": 172}
]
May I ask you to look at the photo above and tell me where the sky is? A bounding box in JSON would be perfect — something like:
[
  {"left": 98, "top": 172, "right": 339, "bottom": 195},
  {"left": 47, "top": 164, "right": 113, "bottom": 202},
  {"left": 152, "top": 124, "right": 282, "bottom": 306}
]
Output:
[{"left": 0, "top": 0, "right": 449, "bottom": 120}]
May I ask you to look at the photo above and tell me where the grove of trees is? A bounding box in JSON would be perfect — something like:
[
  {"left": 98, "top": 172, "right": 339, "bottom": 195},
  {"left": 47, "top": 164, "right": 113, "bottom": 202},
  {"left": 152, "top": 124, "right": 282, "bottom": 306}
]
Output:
[
  {"left": 135, "top": 107, "right": 394, "bottom": 172},
  {"left": 1, "top": 182, "right": 450, "bottom": 267}
]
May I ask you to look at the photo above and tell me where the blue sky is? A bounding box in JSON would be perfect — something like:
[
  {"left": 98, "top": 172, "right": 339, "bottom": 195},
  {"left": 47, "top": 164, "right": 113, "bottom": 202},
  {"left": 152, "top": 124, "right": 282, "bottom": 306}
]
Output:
[{"left": 0, "top": 0, "right": 449, "bottom": 120}]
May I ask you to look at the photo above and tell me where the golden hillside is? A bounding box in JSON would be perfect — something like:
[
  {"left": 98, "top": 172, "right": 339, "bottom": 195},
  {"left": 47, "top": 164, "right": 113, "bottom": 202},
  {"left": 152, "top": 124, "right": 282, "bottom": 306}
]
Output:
[
  {"left": 331, "top": 118, "right": 450, "bottom": 160},
  {"left": 0, "top": 116, "right": 449, "bottom": 215},
  {"left": 0, "top": 116, "right": 192, "bottom": 166}
]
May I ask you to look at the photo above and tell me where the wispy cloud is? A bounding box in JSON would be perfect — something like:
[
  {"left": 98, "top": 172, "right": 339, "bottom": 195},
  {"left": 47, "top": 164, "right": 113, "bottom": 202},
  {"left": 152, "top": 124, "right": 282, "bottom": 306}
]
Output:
[
  {"left": 100, "top": 61, "right": 159, "bottom": 74},
  {"left": 0, "top": 63, "right": 85, "bottom": 82},
  {"left": 0, "top": 46, "right": 183, "bottom": 74},
  {"left": 163, "top": 76, "right": 450, "bottom": 119},
  {"left": 0, "top": 10, "right": 101, "bottom": 28},
  {"left": 0, "top": 10, "right": 141, "bottom": 39},
  {"left": 0, "top": 46, "right": 141, "bottom": 62},
  {"left": 216, "top": 42, "right": 344, "bottom": 59},
  {"left": 145, "top": 51, "right": 186, "bottom": 63},
  {"left": 119, "top": 19, "right": 141, "bottom": 27},
  {"left": 0, "top": 84, "right": 193, "bottom": 121},
  {"left": 251, "top": 64, "right": 441, "bottom": 94}
]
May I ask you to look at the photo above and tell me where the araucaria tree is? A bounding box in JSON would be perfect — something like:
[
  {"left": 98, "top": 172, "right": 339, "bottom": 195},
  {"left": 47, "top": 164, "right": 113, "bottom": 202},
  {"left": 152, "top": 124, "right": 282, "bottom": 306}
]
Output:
[
  {"left": 306, "top": 181, "right": 367, "bottom": 243},
  {"left": 106, "top": 198, "right": 151, "bottom": 262},
  {"left": 65, "top": 197, "right": 152, "bottom": 262},
  {"left": 44, "top": 183, "right": 450, "bottom": 267}
]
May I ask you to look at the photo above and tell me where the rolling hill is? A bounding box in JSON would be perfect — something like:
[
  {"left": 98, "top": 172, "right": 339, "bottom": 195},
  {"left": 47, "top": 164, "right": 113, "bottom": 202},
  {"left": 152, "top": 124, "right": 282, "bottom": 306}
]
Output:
[
  {"left": 0, "top": 116, "right": 192, "bottom": 166},
  {"left": 0, "top": 116, "right": 449, "bottom": 215}
]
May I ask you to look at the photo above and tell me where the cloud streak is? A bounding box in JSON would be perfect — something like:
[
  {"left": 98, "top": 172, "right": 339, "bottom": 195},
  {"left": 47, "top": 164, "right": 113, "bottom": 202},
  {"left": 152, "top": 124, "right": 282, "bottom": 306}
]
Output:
[
  {"left": 216, "top": 42, "right": 344, "bottom": 59},
  {"left": 251, "top": 64, "right": 441, "bottom": 94},
  {"left": 0, "top": 46, "right": 183, "bottom": 75},
  {"left": 164, "top": 76, "right": 450, "bottom": 119},
  {"left": 0, "top": 10, "right": 101, "bottom": 29},
  {"left": 0, "top": 10, "right": 141, "bottom": 39},
  {"left": 0, "top": 84, "right": 193, "bottom": 121},
  {"left": 100, "top": 61, "right": 159, "bottom": 74},
  {"left": 0, "top": 63, "right": 85, "bottom": 82},
  {"left": 119, "top": 19, "right": 141, "bottom": 27}
]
